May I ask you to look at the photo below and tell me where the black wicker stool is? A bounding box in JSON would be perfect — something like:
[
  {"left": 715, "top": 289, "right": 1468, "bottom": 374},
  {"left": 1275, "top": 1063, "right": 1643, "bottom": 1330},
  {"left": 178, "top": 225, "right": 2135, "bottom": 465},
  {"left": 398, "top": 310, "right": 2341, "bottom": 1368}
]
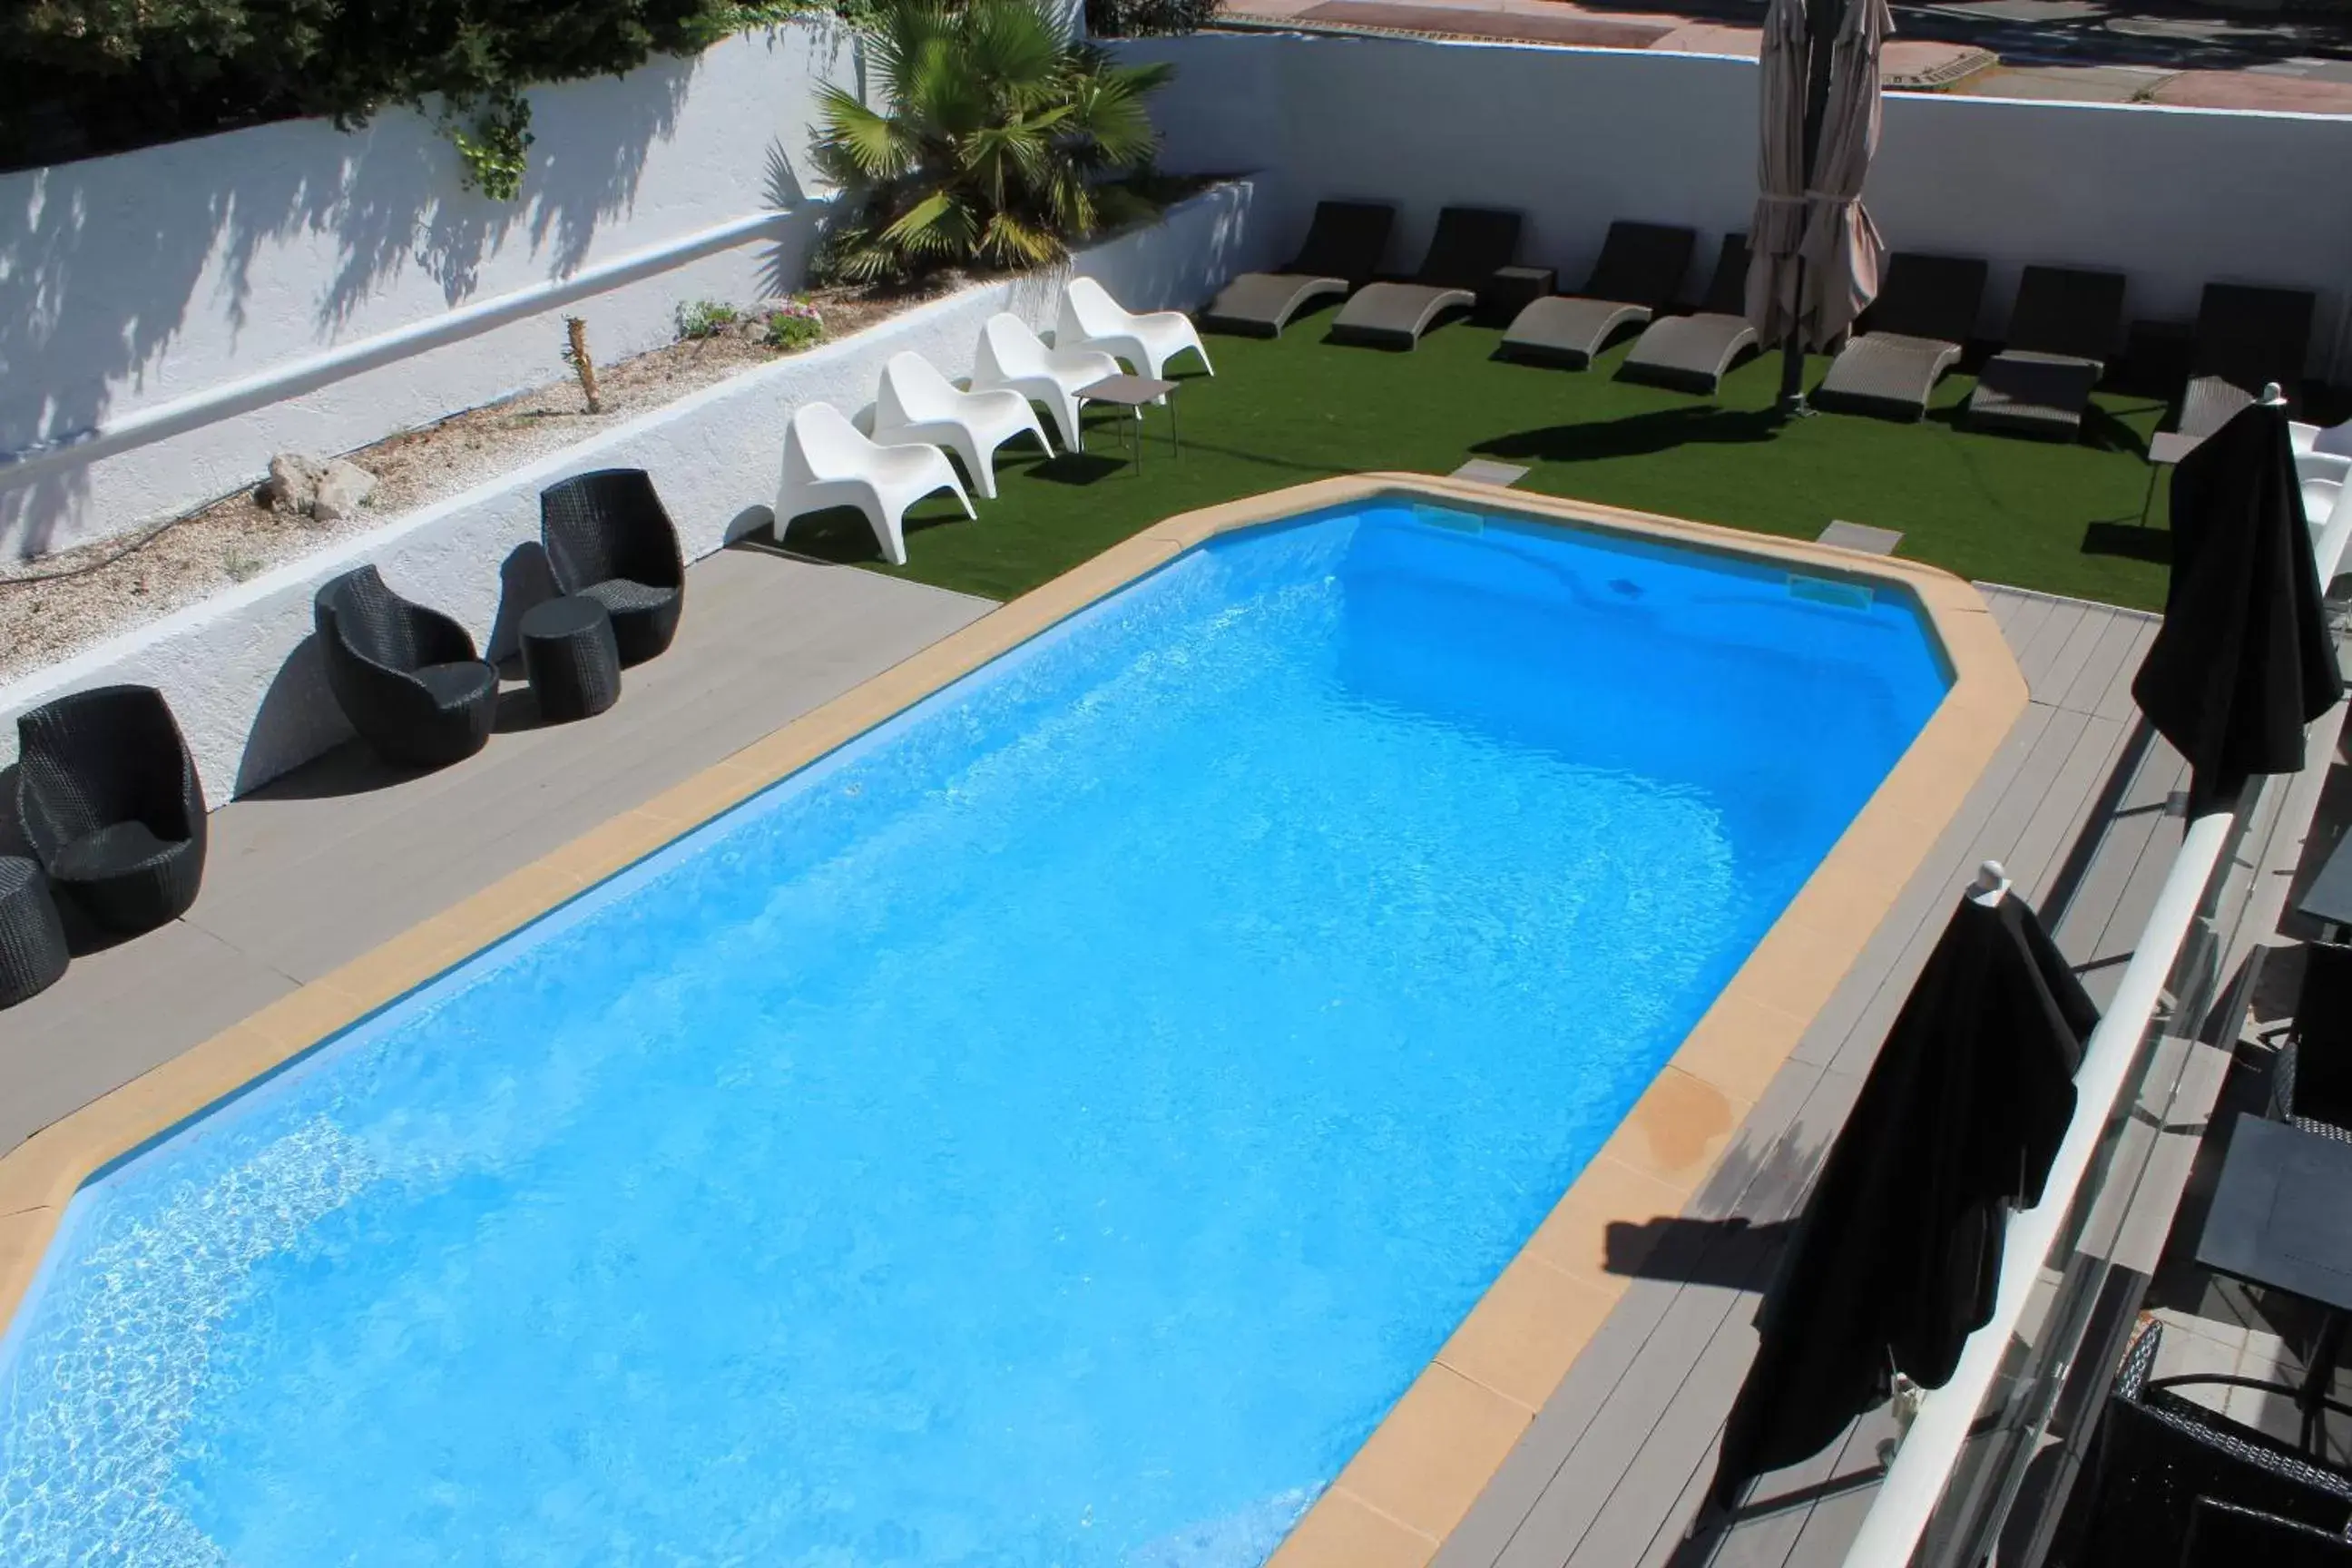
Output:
[
  {"left": 0, "top": 857, "right": 70, "bottom": 1008},
  {"left": 521, "top": 595, "right": 622, "bottom": 723}
]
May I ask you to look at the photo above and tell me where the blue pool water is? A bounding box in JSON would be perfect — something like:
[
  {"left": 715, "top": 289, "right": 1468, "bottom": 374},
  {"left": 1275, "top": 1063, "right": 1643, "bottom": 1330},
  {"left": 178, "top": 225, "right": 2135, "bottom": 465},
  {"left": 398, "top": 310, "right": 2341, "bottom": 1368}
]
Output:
[{"left": 0, "top": 502, "right": 1946, "bottom": 1567}]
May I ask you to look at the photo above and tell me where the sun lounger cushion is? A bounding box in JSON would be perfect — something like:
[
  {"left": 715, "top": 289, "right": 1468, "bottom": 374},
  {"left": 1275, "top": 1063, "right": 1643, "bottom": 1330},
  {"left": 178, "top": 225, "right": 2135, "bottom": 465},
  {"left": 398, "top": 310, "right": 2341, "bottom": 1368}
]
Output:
[
  {"left": 1813, "top": 253, "right": 1988, "bottom": 420},
  {"left": 1816, "top": 333, "right": 1967, "bottom": 420},
  {"left": 1200, "top": 273, "right": 1352, "bottom": 339},
  {"left": 1200, "top": 200, "right": 1396, "bottom": 338},
  {"left": 1961, "top": 267, "right": 2126, "bottom": 440},
  {"left": 1499, "top": 298, "right": 1654, "bottom": 368},
  {"left": 1329, "top": 206, "right": 1522, "bottom": 349},
  {"left": 1497, "top": 220, "right": 1696, "bottom": 369},
  {"left": 1965, "top": 351, "right": 2107, "bottom": 440},
  {"left": 1618, "top": 233, "right": 1758, "bottom": 394}
]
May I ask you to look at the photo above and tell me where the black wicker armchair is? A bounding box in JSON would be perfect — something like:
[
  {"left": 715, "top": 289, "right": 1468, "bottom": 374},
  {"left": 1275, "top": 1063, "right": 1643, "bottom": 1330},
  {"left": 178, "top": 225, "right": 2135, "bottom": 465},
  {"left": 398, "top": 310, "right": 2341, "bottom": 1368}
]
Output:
[
  {"left": 2273, "top": 941, "right": 2352, "bottom": 1142},
  {"left": 539, "top": 469, "right": 685, "bottom": 666},
  {"left": 2064, "top": 1322, "right": 2352, "bottom": 1565},
  {"left": 314, "top": 565, "right": 499, "bottom": 769},
  {"left": 15, "top": 684, "right": 207, "bottom": 935}
]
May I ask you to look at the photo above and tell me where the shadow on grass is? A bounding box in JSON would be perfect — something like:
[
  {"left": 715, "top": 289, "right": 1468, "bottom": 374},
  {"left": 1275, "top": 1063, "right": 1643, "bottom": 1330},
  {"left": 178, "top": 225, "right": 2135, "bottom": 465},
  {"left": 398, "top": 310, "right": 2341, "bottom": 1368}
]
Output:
[
  {"left": 1475, "top": 406, "right": 1779, "bottom": 465},
  {"left": 2082, "top": 520, "right": 2171, "bottom": 565},
  {"left": 1921, "top": 397, "right": 2151, "bottom": 457}
]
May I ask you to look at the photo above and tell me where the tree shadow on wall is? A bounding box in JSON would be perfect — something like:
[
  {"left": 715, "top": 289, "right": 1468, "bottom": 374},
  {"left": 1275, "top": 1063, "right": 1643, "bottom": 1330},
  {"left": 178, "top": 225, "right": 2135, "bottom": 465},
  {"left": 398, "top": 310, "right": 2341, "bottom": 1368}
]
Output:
[{"left": 0, "top": 33, "right": 782, "bottom": 561}]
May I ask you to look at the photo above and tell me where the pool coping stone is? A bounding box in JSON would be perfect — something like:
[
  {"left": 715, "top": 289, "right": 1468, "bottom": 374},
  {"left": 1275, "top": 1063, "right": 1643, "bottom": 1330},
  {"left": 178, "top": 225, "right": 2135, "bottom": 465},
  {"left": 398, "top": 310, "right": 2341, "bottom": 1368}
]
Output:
[{"left": 0, "top": 473, "right": 2028, "bottom": 1564}]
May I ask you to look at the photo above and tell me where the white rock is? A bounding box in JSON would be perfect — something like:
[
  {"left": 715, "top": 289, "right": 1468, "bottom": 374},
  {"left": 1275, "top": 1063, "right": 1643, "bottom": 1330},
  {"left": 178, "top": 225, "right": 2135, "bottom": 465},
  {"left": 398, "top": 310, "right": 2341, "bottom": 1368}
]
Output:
[
  {"left": 310, "top": 459, "right": 377, "bottom": 524},
  {"left": 263, "top": 453, "right": 326, "bottom": 514}
]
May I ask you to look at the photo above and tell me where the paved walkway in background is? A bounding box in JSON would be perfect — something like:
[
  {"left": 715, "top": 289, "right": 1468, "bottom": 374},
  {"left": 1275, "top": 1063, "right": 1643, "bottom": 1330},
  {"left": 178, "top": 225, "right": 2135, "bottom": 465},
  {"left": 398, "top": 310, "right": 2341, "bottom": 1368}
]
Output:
[
  {"left": 0, "top": 545, "right": 993, "bottom": 1158},
  {"left": 1220, "top": 0, "right": 2352, "bottom": 113}
]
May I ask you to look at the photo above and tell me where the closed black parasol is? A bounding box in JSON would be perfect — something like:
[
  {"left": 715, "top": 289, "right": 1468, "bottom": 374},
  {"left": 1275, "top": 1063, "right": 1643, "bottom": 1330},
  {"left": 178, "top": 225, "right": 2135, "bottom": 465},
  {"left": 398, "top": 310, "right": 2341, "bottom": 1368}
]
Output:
[
  {"left": 2132, "top": 401, "right": 2343, "bottom": 815},
  {"left": 1708, "top": 867, "right": 2097, "bottom": 1512}
]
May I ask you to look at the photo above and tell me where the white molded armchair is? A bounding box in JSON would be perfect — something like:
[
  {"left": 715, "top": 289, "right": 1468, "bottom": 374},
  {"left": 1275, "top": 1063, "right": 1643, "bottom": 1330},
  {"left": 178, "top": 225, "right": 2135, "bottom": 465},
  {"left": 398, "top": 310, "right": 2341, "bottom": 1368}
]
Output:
[
  {"left": 970, "top": 313, "right": 1120, "bottom": 453},
  {"left": 871, "top": 351, "right": 1054, "bottom": 500},
  {"left": 1055, "top": 276, "right": 1215, "bottom": 382},
  {"left": 775, "top": 401, "right": 972, "bottom": 567}
]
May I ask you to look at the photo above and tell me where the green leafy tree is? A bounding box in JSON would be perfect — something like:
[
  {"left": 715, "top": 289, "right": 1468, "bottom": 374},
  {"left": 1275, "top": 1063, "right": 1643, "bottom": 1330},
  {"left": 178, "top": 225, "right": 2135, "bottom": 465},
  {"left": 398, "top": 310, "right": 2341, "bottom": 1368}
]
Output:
[
  {"left": 808, "top": 0, "right": 1172, "bottom": 284},
  {"left": 0, "top": 1, "right": 838, "bottom": 175}
]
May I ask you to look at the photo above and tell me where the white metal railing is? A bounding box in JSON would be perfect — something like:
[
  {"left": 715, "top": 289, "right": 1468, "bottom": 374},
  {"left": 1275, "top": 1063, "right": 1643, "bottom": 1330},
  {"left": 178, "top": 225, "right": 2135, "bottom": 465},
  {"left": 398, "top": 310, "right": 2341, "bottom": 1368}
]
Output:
[
  {"left": 1841, "top": 501, "right": 2352, "bottom": 1568},
  {"left": 0, "top": 206, "right": 819, "bottom": 487}
]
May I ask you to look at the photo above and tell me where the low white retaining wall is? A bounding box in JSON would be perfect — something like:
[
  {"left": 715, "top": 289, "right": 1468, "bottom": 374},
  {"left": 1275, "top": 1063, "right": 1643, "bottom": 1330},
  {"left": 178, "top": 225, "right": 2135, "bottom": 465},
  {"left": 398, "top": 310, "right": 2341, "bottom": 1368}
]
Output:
[
  {"left": 0, "top": 182, "right": 1262, "bottom": 802},
  {"left": 0, "top": 27, "right": 857, "bottom": 559},
  {"left": 1121, "top": 32, "right": 2352, "bottom": 381}
]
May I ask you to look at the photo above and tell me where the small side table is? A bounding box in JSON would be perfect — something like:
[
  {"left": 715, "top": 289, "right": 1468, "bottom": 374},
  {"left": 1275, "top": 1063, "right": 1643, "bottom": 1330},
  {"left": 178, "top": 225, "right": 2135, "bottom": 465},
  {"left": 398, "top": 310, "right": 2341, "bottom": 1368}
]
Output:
[
  {"left": 1077, "top": 374, "right": 1181, "bottom": 474},
  {"left": 521, "top": 596, "right": 622, "bottom": 723},
  {"left": 0, "top": 857, "right": 69, "bottom": 1008},
  {"left": 1480, "top": 266, "right": 1556, "bottom": 328}
]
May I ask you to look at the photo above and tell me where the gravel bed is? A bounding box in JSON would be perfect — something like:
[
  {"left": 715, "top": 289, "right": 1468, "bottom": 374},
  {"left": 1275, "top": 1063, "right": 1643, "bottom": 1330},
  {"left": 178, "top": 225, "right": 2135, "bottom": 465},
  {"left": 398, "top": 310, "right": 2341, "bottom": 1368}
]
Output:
[{"left": 0, "top": 279, "right": 957, "bottom": 683}]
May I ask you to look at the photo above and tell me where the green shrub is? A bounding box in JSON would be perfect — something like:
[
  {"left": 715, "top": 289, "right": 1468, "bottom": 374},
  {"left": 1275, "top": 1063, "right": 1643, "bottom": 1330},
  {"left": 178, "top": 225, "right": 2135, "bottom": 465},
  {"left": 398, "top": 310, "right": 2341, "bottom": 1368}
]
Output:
[
  {"left": 809, "top": 0, "right": 1173, "bottom": 285},
  {"left": 762, "top": 297, "right": 826, "bottom": 351},
  {"left": 0, "top": 1, "right": 860, "bottom": 177},
  {"left": 675, "top": 299, "right": 743, "bottom": 340}
]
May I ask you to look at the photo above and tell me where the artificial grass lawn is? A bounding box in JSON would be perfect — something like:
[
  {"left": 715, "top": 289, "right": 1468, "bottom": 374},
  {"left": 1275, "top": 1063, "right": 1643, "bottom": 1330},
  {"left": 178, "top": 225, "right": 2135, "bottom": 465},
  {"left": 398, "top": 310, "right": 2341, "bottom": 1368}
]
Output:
[{"left": 781, "top": 309, "right": 2180, "bottom": 612}]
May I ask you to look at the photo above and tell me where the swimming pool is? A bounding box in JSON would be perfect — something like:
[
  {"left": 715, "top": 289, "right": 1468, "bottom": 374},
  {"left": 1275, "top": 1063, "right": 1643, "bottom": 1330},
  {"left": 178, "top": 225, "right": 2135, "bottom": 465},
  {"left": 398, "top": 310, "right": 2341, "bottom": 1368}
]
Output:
[{"left": 0, "top": 491, "right": 1956, "bottom": 1567}]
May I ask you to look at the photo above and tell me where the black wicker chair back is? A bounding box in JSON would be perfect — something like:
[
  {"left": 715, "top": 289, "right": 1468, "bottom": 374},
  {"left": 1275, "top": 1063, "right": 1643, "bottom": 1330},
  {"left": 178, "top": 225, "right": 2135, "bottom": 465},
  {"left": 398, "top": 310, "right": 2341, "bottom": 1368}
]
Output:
[
  {"left": 314, "top": 565, "right": 499, "bottom": 770},
  {"left": 1862, "top": 253, "right": 1990, "bottom": 347},
  {"left": 2184, "top": 1496, "right": 2352, "bottom": 1564},
  {"left": 2066, "top": 1323, "right": 2352, "bottom": 1565},
  {"left": 1289, "top": 201, "right": 1396, "bottom": 288},
  {"left": 1416, "top": 207, "right": 1524, "bottom": 291},
  {"left": 1580, "top": 221, "right": 1698, "bottom": 312},
  {"left": 15, "top": 684, "right": 207, "bottom": 934},
  {"left": 2005, "top": 265, "right": 2129, "bottom": 368},
  {"left": 2272, "top": 940, "right": 2352, "bottom": 1139},
  {"left": 2192, "top": 283, "right": 2317, "bottom": 402},
  {"left": 1699, "top": 233, "right": 1751, "bottom": 316},
  {"left": 539, "top": 468, "right": 687, "bottom": 666}
]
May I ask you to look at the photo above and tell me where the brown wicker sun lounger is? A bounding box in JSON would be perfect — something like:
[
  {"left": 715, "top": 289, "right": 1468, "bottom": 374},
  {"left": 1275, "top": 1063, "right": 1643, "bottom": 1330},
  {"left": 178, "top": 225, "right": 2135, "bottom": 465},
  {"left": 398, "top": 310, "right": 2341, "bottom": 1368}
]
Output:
[
  {"left": 1618, "top": 233, "right": 1759, "bottom": 394},
  {"left": 1812, "top": 252, "right": 1989, "bottom": 421},
  {"left": 2175, "top": 282, "right": 2317, "bottom": 439},
  {"left": 1498, "top": 221, "right": 1697, "bottom": 369},
  {"left": 1328, "top": 206, "right": 1523, "bottom": 349},
  {"left": 1962, "top": 265, "right": 2127, "bottom": 440},
  {"left": 1200, "top": 201, "right": 1396, "bottom": 338}
]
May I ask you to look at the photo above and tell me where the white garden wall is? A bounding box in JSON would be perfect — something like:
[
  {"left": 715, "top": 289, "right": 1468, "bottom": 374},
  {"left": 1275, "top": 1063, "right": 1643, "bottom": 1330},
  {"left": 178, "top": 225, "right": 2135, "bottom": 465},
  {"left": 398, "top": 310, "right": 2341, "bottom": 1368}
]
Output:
[
  {"left": 0, "top": 25, "right": 859, "bottom": 560},
  {"left": 0, "top": 182, "right": 1260, "bottom": 801},
  {"left": 1119, "top": 32, "right": 2352, "bottom": 381}
]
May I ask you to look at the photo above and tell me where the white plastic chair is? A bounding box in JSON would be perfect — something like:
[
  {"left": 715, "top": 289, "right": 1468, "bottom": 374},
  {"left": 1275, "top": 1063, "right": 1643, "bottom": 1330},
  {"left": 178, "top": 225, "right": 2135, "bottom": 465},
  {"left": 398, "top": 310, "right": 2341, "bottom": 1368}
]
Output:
[
  {"left": 871, "top": 351, "right": 1054, "bottom": 500},
  {"left": 775, "top": 401, "right": 972, "bottom": 567},
  {"left": 971, "top": 314, "right": 1121, "bottom": 453},
  {"left": 2293, "top": 427, "right": 2352, "bottom": 492},
  {"left": 1056, "top": 277, "right": 1215, "bottom": 382}
]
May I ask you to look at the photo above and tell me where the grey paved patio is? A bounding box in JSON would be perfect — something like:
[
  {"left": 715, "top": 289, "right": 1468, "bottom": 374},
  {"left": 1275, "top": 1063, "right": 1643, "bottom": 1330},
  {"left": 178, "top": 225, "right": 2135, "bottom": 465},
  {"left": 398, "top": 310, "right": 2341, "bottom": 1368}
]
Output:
[{"left": 0, "top": 542, "right": 991, "bottom": 1157}]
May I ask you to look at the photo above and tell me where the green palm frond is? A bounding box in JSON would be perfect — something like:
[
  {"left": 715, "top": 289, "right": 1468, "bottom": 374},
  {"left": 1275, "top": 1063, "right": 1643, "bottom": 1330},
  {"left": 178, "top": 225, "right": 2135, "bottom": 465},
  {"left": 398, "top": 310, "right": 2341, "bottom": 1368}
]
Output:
[
  {"left": 816, "top": 83, "right": 928, "bottom": 174},
  {"left": 808, "top": 0, "right": 1172, "bottom": 286}
]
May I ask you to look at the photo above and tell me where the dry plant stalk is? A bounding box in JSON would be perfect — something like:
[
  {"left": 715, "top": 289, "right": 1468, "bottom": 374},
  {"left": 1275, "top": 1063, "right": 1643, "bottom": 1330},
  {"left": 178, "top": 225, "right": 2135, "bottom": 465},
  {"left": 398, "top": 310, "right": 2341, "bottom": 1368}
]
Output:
[{"left": 564, "top": 316, "right": 603, "bottom": 413}]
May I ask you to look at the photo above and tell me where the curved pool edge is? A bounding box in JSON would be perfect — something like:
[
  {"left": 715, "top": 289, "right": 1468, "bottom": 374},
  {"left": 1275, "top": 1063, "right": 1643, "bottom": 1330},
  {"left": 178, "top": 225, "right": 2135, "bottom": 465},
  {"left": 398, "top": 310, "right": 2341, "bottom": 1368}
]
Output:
[{"left": 0, "top": 472, "right": 2029, "bottom": 1563}]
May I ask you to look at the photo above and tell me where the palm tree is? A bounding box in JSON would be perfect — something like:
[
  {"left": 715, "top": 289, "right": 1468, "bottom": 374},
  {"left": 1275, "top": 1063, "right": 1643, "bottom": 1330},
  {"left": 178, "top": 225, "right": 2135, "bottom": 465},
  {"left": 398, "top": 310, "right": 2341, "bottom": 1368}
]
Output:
[{"left": 809, "top": 0, "right": 1174, "bottom": 284}]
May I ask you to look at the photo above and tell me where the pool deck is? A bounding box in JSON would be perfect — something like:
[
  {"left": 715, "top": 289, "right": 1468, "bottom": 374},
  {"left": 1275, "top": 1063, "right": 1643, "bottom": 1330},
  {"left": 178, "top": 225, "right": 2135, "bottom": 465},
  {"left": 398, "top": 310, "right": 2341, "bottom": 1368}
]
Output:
[{"left": 1429, "top": 588, "right": 2332, "bottom": 1568}]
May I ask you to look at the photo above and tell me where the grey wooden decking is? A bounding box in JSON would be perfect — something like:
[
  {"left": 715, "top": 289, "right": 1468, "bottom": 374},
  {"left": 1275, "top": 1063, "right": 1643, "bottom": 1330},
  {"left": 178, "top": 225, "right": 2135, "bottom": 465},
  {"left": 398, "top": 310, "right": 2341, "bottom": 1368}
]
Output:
[{"left": 1433, "top": 586, "right": 2197, "bottom": 1568}]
